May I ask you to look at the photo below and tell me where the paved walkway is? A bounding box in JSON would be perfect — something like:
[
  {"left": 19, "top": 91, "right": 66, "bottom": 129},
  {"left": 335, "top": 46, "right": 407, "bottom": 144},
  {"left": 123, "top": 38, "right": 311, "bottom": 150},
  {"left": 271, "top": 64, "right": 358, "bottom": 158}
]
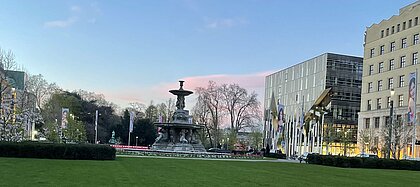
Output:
[{"left": 117, "top": 154, "right": 301, "bottom": 163}]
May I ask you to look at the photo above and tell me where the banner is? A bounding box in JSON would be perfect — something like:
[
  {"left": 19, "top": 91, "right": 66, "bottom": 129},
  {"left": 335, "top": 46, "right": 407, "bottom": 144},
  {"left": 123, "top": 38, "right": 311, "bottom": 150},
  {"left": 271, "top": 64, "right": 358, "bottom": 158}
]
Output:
[
  {"left": 61, "top": 108, "right": 69, "bottom": 129},
  {"left": 129, "top": 111, "right": 134, "bottom": 133},
  {"left": 408, "top": 72, "right": 417, "bottom": 125},
  {"left": 277, "top": 103, "right": 285, "bottom": 152}
]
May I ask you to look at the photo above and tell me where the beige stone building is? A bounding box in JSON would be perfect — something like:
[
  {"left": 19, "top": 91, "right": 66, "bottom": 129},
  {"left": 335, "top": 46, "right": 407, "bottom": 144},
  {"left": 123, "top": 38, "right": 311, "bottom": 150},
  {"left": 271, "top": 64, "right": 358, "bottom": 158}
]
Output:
[{"left": 359, "top": 1, "right": 420, "bottom": 158}]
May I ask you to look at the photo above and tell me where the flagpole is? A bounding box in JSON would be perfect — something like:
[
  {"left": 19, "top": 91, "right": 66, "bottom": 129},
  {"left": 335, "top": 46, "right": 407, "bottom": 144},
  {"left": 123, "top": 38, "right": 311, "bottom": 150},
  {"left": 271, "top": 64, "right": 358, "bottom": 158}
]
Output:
[{"left": 413, "top": 69, "right": 418, "bottom": 158}]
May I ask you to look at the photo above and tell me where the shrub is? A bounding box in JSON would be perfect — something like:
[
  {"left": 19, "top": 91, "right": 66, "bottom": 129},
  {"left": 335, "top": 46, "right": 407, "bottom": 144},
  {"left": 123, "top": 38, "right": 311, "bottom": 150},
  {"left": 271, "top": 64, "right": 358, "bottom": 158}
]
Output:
[
  {"left": 264, "top": 152, "right": 286, "bottom": 159},
  {"left": 306, "top": 154, "right": 420, "bottom": 171},
  {"left": 0, "top": 142, "right": 116, "bottom": 160}
]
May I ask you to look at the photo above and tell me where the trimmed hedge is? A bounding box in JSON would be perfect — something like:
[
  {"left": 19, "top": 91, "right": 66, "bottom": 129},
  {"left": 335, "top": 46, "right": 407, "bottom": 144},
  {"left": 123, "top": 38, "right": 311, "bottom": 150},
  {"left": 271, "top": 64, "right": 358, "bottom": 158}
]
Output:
[
  {"left": 307, "top": 154, "right": 420, "bottom": 171},
  {"left": 0, "top": 142, "right": 116, "bottom": 160},
  {"left": 264, "top": 152, "right": 287, "bottom": 159}
]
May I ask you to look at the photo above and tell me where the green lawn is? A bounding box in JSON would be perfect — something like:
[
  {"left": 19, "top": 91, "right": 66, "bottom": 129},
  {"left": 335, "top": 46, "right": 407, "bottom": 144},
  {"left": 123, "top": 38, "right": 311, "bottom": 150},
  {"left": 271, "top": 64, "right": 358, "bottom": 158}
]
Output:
[{"left": 0, "top": 157, "right": 419, "bottom": 187}]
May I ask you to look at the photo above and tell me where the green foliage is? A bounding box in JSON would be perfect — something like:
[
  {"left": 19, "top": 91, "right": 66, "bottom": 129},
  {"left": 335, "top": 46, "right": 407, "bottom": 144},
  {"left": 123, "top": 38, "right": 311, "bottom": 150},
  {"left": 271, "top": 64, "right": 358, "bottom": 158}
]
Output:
[
  {"left": 0, "top": 142, "right": 115, "bottom": 160},
  {"left": 307, "top": 154, "right": 420, "bottom": 171},
  {"left": 131, "top": 119, "right": 157, "bottom": 146},
  {"left": 63, "top": 117, "right": 87, "bottom": 143}
]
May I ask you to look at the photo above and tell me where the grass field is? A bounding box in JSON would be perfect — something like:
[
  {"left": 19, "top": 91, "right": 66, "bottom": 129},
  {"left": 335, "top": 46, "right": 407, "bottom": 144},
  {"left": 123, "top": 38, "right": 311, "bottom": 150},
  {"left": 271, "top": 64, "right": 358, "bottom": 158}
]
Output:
[{"left": 0, "top": 156, "right": 420, "bottom": 186}]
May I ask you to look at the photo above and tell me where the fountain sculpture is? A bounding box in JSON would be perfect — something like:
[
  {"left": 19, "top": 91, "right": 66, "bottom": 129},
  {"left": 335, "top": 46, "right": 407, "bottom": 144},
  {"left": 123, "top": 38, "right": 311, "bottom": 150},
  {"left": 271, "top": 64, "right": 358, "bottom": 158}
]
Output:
[{"left": 151, "top": 81, "right": 206, "bottom": 152}]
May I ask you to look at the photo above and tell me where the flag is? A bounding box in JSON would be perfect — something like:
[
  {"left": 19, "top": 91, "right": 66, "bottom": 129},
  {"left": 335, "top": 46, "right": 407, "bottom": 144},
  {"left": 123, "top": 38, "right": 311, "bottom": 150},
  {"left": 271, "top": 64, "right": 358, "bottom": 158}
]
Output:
[
  {"left": 278, "top": 103, "right": 284, "bottom": 133},
  {"left": 408, "top": 72, "right": 417, "bottom": 125},
  {"left": 61, "top": 108, "right": 69, "bottom": 129},
  {"left": 129, "top": 111, "right": 134, "bottom": 133}
]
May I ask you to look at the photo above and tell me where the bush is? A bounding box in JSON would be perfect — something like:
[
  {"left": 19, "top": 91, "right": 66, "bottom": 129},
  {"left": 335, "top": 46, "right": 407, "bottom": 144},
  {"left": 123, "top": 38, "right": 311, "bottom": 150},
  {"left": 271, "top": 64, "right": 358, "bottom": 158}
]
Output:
[
  {"left": 264, "top": 152, "right": 286, "bottom": 159},
  {"left": 0, "top": 142, "right": 116, "bottom": 160},
  {"left": 306, "top": 154, "right": 420, "bottom": 171}
]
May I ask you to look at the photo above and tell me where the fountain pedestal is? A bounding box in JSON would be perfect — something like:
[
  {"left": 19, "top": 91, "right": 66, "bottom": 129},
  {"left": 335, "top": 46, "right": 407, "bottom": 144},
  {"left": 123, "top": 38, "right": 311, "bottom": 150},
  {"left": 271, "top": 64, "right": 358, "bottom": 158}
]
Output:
[{"left": 151, "top": 81, "right": 206, "bottom": 152}]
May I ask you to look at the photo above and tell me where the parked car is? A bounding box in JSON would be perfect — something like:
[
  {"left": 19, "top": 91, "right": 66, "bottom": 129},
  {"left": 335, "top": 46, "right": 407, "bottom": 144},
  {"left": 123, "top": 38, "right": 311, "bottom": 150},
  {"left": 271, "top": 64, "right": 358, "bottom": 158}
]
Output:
[
  {"left": 355, "top": 153, "right": 379, "bottom": 159},
  {"left": 298, "top": 152, "right": 312, "bottom": 163}
]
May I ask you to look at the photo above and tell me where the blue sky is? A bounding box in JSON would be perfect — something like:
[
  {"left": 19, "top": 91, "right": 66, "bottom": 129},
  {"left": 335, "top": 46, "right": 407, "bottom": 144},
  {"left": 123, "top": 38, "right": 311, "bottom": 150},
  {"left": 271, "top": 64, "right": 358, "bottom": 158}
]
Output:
[{"left": 0, "top": 0, "right": 415, "bottom": 107}]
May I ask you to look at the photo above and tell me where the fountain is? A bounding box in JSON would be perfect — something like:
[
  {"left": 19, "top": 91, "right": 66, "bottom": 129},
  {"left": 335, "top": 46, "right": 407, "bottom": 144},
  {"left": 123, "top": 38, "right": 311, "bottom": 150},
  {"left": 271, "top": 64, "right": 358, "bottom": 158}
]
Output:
[{"left": 151, "top": 81, "right": 206, "bottom": 152}]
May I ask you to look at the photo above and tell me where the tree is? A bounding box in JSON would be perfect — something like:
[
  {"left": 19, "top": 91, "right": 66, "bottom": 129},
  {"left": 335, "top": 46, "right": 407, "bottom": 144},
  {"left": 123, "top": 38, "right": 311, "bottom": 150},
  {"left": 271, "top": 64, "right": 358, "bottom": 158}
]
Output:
[
  {"left": 131, "top": 118, "right": 157, "bottom": 146},
  {"left": 26, "top": 74, "right": 59, "bottom": 112},
  {"left": 145, "top": 101, "right": 158, "bottom": 120},
  {"left": 192, "top": 94, "right": 213, "bottom": 147},
  {"left": 63, "top": 117, "right": 87, "bottom": 143},
  {"left": 358, "top": 128, "right": 378, "bottom": 154},
  {"left": 220, "top": 84, "right": 261, "bottom": 133},
  {"left": 250, "top": 129, "right": 263, "bottom": 150},
  {"left": 195, "top": 81, "right": 224, "bottom": 147}
]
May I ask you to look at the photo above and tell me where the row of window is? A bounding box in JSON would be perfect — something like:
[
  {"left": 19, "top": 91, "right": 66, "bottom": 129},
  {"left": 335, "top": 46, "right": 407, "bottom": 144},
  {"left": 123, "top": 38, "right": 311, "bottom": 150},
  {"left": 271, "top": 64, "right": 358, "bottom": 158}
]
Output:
[
  {"left": 364, "top": 117, "right": 380, "bottom": 129},
  {"left": 368, "top": 52, "right": 418, "bottom": 75},
  {"left": 366, "top": 95, "right": 403, "bottom": 111},
  {"left": 367, "top": 75, "right": 405, "bottom": 93},
  {"left": 380, "top": 17, "right": 419, "bottom": 38},
  {"left": 364, "top": 115, "right": 403, "bottom": 129},
  {"left": 370, "top": 34, "right": 419, "bottom": 58}
]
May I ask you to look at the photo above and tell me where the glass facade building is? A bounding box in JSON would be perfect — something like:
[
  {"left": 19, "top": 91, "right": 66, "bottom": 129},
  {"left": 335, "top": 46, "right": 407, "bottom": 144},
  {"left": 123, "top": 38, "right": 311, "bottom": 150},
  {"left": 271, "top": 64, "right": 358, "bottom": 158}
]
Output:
[{"left": 264, "top": 53, "right": 362, "bottom": 156}]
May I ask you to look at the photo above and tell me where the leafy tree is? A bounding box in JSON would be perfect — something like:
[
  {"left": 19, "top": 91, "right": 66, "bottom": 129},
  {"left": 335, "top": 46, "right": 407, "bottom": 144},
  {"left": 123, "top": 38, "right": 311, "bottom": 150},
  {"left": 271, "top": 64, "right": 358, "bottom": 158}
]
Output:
[{"left": 131, "top": 119, "right": 157, "bottom": 146}]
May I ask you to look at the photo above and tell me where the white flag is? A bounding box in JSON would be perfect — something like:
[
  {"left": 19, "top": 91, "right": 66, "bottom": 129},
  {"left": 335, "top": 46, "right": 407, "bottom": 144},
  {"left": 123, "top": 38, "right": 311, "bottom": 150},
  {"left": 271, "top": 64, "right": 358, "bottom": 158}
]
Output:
[{"left": 129, "top": 111, "right": 134, "bottom": 133}]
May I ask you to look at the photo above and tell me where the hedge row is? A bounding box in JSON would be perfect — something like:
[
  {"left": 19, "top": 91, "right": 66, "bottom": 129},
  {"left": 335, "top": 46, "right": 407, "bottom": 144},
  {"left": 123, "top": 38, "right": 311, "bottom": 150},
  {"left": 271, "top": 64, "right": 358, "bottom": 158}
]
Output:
[
  {"left": 0, "top": 142, "right": 116, "bottom": 160},
  {"left": 264, "top": 152, "right": 287, "bottom": 159},
  {"left": 307, "top": 154, "right": 420, "bottom": 171}
]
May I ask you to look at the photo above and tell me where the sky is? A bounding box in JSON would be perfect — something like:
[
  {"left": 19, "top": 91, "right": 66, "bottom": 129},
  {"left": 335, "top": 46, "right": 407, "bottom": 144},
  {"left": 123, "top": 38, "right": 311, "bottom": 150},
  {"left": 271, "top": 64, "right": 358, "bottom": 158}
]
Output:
[{"left": 0, "top": 0, "right": 415, "bottom": 109}]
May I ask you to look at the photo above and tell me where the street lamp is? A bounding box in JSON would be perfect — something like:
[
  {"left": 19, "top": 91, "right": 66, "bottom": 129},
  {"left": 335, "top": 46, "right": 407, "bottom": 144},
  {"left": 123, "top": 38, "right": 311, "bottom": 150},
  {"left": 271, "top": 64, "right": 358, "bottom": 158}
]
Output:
[
  {"left": 136, "top": 136, "right": 138, "bottom": 146},
  {"left": 388, "top": 89, "right": 395, "bottom": 159},
  {"left": 92, "top": 110, "right": 101, "bottom": 144}
]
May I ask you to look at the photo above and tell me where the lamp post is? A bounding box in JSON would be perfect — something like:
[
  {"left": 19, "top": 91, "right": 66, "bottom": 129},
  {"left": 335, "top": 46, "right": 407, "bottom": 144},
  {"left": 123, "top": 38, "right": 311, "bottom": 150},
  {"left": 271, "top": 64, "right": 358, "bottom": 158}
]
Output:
[
  {"left": 94, "top": 110, "right": 101, "bottom": 144},
  {"left": 136, "top": 136, "right": 138, "bottom": 146},
  {"left": 388, "top": 89, "right": 395, "bottom": 159}
]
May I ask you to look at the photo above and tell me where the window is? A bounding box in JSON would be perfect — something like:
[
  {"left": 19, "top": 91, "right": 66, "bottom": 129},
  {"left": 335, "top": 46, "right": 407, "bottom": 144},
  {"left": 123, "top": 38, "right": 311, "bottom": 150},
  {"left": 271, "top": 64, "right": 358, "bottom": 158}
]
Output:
[
  {"left": 370, "top": 48, "right": 375, "bottom": 57},
  {"left": 369, "top": 65, "right": 374, "bottom": 75},
  {"left": 414, "top": 34, "right": 419, "bottom": 45},
  {"left": 398, "top": 95, "right": 404, "bottom": 107},
  {"left": 368, "top": 82, "right": 373, "bottom": 93},
  {"left": 379, "top": 62, "right": 384, "bottom": 73},
  {"left": 367, "top": 100, "right": 372, "bottom": 111},
  {"left": 401, "top": 56, "right": 406, "bottom": 67},
  {"left": 403, "top": 22, "right": 406, "bottom": 30},
  {"left": 381, "top": 30, "right": 384, "bottom": 38},
  {"left": 390, "top": 42, "right": 396, "bottom": 52},
  {"left": 389, "top": 59, "right": 395, "bottom": 70},
  {"left": 416, "top": 17, "right": 419, "bottom": 26},
  {"left": 386, "top": 28, "right": 389, "bottom": 36},
  {"left": 374, "top": 117, "right": 380, "bottom": 128},
  {"left": 380, "top": 45, "right": 385, "bottom": 55},
  {"left": 365, "top": 118, "right": 370, "bottom": 129},
  {"left": 377, "top": 98, "right": 382, "bottom": 110},
  {"left": 409, "top": 19, "right": 412, "bottom": 28},
  {"left": 397, "top": 24, "right": 401, "bottom": 32},
  {"left": 387, "top": 96, "right": 391, "bottom": 108},
  {"left": 402, "top": 38, "right": 407, "bottom": 48},
  {"left": 388, "top": 77, "right": 394, "bottom": 89},
  {"left": 392, "top": 26, "right": 395, "bottom": 34},
  {"left": 378, "top": 80, "right": 383, "bottom": 91},
  {"left": 400, "top": 75, "right": 405, "bottom": 87},
  {"left": 413, "top": 52, "right": 418, "bottom": 65}
]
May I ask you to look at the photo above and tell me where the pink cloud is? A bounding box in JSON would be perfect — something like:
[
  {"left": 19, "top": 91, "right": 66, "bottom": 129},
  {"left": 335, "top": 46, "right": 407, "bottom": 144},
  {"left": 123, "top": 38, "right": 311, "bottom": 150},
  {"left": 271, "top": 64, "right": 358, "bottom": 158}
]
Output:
[{"left": 99, "top": 71, "right": 272, "bottom": 109}]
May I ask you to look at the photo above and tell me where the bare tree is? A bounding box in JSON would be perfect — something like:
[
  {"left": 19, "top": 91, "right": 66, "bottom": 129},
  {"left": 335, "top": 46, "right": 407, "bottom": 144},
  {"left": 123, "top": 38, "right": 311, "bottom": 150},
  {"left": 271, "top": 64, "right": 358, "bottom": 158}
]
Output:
[
  {"left": 220, "top": 84, "right": 261, "bottom": 133},
  {"left": 128, "top": 102, "right": 146, "bottom": 118},
  {"left": 165, "top": 98, "right": 175, "bottom": 122},
  {"left": 358, "top": 128, "right": 376, "bottom": 154},
  {"left": 195, "top": 81, "right": 223, "bottom": 147},
  {"left": 192, "top": 94, "right": 213, "bottom": 147},
  {"left": 26, "top": 74, "right": 60, "bottom": 112}
]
